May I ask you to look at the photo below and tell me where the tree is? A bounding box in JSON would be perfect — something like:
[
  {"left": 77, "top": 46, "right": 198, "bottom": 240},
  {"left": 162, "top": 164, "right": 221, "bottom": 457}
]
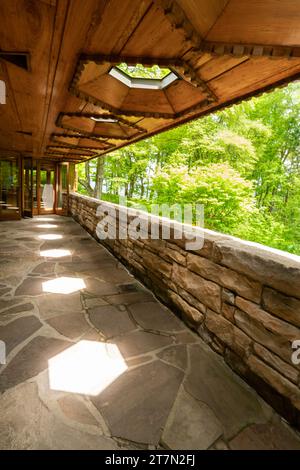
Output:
[{"left": 76, "top": 81, "right": 300, "bottom": 255}]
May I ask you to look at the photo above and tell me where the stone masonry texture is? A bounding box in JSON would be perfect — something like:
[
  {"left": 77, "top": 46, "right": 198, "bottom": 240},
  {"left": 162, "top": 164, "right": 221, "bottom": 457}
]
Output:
[{"left": 66, "top": 192, "right": 300, "bottom": 430}]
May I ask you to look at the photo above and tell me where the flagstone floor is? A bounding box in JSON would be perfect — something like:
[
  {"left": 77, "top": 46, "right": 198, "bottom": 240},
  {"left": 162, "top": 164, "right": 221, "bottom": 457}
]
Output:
[{"left": 0, "top": 215, "right": 300, "bottom": 450}]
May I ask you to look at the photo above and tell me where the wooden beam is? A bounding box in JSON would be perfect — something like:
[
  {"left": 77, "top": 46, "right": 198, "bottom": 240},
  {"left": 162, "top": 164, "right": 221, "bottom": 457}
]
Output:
[
  {"left": 56, "top": 112, "right": 146, "bottom": 138},
  {"left": 203, "top": 42, "right": 300, "bottom": 59},
  {"left": 154, "top": 0, "right": 203, "bottom": 49}
]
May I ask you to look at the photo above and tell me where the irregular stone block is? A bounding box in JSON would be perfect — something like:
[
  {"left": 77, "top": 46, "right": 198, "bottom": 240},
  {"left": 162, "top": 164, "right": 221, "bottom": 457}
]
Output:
[
  {"left": 162, "top": 247, "right": 186, "bottom": 266},
  {"left": 235, "top": 298, "right": 300, "bottom": 363},
  {"left": 229, "top": 421, "right": 300, "bottom": 450},
  {"left": 129, "top": 301, "right": 183, "bottom": 332},
  {"left": 187, "top": 254, "right": 262, "bottom": 302},
  {"left": 114, "top": 330, "right": 173, "bottom": 358},
  {"left": 104, "top": 291, "right": 154, "bottom": 306},
  {"left": 0, "top": 382, "right": 118, "bottom": 450},
  {"left": 177, "top": 288, "right": 206, "bottom": 314},
  {"left": 46, "top": 312, "right": 90, "bottom": 340},
  {"left": 58, "top": 395, "right": 99, "bottom": 427},
  {"left": 205, "top": 309, "right": 252, "bottom": 358},
  {"left": 213, "top": 239, "right": 300, "bottom": 299},
  {"left": 222, "top": 302, "right": 235, "bottom": 322},
  {"left": 158, "top": 345, "right": 187, "bottom": 370},
  {"left": 0, "top": 302, "right": 34, "bottom": 317},
  {"left": 222, "top": 288, "right": 235, "bottom": 305},
  {"left": 254, "top": 343, "right": 298, "bottom": 384},
  {"left": 0, "top": 315, "right": 42, "bottom": 354},
  {"left": 89, "top": 305, "right": 136, "bottom": 338},
  {"left": 0, "top": 336, "right": 71, "bottom": 392},
  {"left": 162, "top": 388, "right": 222, "bottom": 449},
  {"left": 143, "top": 250, "right": 172, "bottom": 278},
  {"left": 172, "top": 264, "right": 221, "bottom": 313},
  {"left": 262, "top": 287, "right": 300, "bottom": 328},
  {"left": 91, "top": 360, "right": 183, "bottom": 445},
  {"left": 36, "top": 292, "right": 83, "bottom": 319},
  {"left": 169, "top": 291, "right": 204, "bottom": 326},
  {"left": 15, "top": 277, "right": 50, "bottom": 296},
  {"left": 247, "top": 355, "right": 300, "bottom": 411},
  {"left": 185, "top": 344, "right": 268, "bottom": 439}
]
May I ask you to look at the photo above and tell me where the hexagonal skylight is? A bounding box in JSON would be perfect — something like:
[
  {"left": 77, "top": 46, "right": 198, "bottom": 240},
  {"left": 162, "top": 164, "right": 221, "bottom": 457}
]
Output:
[
  {"left": 109, "top": 63, "right": 178, "bottom": 90},
  {"left": 117, "top": 63, "right": 171, "bottom": 79}
]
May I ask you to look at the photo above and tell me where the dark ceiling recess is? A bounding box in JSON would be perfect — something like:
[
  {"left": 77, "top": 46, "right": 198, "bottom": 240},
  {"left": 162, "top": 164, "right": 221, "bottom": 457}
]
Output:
[{"left": 0, "top": 52, "right": 30, "bottom": 71}]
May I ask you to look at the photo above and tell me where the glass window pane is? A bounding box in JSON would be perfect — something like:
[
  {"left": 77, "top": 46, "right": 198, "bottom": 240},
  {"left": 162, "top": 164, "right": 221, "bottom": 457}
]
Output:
[{"left": 0, "top": 155, "right": 20, "bottom": 219}]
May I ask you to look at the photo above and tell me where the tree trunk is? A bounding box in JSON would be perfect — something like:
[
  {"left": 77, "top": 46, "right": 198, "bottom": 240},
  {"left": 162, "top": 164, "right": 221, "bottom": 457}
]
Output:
[
  {"left": 78, "top": 161, "right": 93, "bottom": 196},
  {"left": 94, "top": 157, "right": 105, "bottom": 199},
  {"left": 140, "top": 177, "right": 144, "bottom": 198}
]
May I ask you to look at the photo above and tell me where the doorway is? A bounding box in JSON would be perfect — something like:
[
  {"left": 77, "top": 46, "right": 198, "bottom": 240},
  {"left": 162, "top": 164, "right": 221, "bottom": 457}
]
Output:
[
  {"left": 23, "top": 160, "right": 70, "bottom": 217},
  {"left": 38, "top": 162, "right": 56, "bottom": 214},
  {"left": 0, "top": 156, "right": 73, "bottom": 220},
  {"left": 0, "top": 154, "right": 21, "bottom": 220}
]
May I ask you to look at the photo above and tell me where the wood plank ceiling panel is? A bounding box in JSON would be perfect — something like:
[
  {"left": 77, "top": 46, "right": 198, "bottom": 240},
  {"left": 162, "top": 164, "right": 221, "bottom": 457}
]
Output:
[
  {"left": 0, "top": 0, "right": 300, "bottom": 163},
  {"left": 0, "top": 0, "right": 57, "bottom": 156},
  {"left": 207, "top": 0, "right": 300, "bottom": 45}
]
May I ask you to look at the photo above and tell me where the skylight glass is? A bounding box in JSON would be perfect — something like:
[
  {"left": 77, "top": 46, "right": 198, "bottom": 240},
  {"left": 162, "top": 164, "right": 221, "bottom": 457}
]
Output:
[
  {"left": 116, "top": 63, "right": 171, "bottom": 80},
  {"left": 91, "top": 116, "right": 118, "bottom": 123},
  {"left": 109, "top": 63, "right": 179, "bottom": 90}
]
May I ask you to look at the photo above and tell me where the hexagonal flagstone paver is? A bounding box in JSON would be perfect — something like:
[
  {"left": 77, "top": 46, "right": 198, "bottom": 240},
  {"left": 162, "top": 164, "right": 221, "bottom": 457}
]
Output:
[
  {"left": 184, "top": 344, "right": 269, "bottom": 439},
  {"left": 0, "top": 336, "right": 71, "bottom": 392},
  {"left": 91, "top": 360, "right": 183, "bottom": 445},
  {"left": 229, "top": 421, "right": 300, "bottom": 450},
  {"left": 89, "top": 305, "right": 136, "bottom": 338},
  {"left": 162, "top": 388, "right": 223, "bottom": 449},
  {"left": 46, "top": 312, "right": 91, "bottom": 339},
  {"left": 114, "top": 330, "right": 173, "bottom": 358},
  {"left": 0, "top": 316, "right": 42, "bottom": 355},
  {"left": 129, "top": 301, "right": 183, "bottom": 333}
]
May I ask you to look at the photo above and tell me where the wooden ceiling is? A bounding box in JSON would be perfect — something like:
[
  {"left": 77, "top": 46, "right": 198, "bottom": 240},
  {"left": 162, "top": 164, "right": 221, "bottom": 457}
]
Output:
[{"left": 1, "top": 0, "right": 300, "bottom": 163}]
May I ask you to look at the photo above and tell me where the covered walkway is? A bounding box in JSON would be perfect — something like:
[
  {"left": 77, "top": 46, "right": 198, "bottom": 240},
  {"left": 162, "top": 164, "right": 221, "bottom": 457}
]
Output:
[{"left": 0, "top": 215, "right": 300, "bottom": 450}]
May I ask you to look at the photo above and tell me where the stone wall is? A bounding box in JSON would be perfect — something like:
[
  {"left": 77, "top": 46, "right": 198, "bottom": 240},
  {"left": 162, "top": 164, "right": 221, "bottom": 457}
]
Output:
[{"left": 65, "top": 192, "right": 300, "bottom": 427}]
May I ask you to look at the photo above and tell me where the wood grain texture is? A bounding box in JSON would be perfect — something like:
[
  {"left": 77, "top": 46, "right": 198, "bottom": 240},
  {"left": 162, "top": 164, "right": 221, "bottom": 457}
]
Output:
[{"left": 0, "top": 0, "right": 300, "bottom": 162}]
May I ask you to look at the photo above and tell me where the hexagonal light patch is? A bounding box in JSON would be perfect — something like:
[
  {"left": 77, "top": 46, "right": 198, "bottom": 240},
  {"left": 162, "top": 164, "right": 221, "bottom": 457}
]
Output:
[
  {"left": 42, "top": 277, "right": 86, "bottom": 294},
  {"left": 48, "top": 340, "right": 128, "bottom": 396}
]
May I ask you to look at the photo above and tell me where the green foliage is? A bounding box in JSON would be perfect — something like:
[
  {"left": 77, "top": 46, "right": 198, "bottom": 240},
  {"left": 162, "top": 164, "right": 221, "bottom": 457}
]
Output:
[
  {"left": 77, "top": 81, "right": 300, "bottom": 255},
  {"left": 116, "top": 63, "right": 171, "bottom": 79},
  {"left": 152, "top": 163, "right": 254, "bottom": 231}
]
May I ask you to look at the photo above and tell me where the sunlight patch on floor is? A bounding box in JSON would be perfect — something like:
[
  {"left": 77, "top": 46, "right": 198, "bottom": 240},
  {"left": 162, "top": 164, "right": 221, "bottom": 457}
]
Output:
[
  {"left": 35, "top": 217, "right": 57, "bottom": 222},
  {"left": 40, "top": 249, "right": 71, "bottom": 258},
  {"left": 38, "top": 234, "right": 63, "bottom": 240},
  {"left": 42, "top": 277, "right": 85, "bottom": 294},
  {"left": 36, "top": 224, "right": 58, "bottom": 229},
  {"left": 48, "top": 340, "right": 128, "bottom": 396}
]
